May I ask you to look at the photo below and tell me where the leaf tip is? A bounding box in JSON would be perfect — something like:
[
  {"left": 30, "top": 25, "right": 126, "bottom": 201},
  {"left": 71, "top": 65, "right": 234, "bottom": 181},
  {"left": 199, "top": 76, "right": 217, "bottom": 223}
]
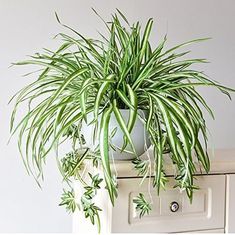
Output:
[{"left": 55, "top": 11, "right": 61, "bottom": 24}]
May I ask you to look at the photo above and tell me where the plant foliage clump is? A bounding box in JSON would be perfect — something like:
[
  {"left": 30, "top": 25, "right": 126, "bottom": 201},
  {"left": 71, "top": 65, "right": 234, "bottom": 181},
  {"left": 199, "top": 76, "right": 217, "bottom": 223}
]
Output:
[{"left": 10, "top": 9, "right": 234, "bottom": 230}]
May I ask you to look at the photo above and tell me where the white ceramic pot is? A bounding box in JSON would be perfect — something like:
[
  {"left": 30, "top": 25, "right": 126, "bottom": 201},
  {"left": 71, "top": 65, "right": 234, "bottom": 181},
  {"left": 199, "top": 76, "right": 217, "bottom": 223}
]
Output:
[{"left": 81, "top": 109, "right": 150, "bottom": 160}]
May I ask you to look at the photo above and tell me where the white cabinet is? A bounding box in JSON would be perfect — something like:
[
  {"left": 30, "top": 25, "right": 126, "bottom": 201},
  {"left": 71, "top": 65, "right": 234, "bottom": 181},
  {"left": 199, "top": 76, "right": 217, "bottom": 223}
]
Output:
[
  {"left": 226, "top": 174, "right": 235, "bottom": 233},
  {"left": 73, "top": 164, "right": 235, "bottom": 233},
  {"left": 112, "top": 175, "right": 225, "bottom": 233}
]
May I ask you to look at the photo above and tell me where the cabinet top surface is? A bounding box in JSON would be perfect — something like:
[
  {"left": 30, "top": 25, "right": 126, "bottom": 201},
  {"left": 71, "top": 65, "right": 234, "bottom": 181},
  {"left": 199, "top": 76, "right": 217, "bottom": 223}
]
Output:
[{"left": 112, "top": 148, "right": 235, "bottom": 178}]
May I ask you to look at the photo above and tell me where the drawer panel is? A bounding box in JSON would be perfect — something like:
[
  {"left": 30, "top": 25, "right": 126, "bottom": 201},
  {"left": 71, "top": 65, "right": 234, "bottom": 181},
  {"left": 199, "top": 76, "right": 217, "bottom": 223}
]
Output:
[{"left": 112, "top": 175, "right": 225, "bottom": 233}]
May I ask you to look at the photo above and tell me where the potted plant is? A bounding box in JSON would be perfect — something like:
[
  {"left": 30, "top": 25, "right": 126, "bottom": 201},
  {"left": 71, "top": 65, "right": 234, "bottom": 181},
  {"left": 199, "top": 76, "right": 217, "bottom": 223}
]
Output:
[{"left": 9, "top": 9, "right": 234, "bottom": 232}]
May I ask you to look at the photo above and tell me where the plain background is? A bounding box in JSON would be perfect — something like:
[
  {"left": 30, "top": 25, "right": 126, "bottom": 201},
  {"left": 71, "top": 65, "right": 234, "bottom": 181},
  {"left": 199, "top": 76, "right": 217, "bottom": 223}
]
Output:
[{"left": 0, "top": 0, "right": 235, "bottom": 233}]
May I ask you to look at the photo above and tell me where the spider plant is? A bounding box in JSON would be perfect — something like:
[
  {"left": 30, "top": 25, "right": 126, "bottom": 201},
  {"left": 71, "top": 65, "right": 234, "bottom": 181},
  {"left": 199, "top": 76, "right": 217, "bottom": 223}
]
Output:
[{"left": 9, "top": 9, "right": 234, "bottom": 231}]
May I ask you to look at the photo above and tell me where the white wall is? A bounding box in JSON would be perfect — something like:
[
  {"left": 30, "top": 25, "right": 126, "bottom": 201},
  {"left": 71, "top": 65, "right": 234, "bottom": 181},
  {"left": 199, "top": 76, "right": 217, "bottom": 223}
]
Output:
[{"left": 0, "top": 0, "right": 235, "bottom": 233}]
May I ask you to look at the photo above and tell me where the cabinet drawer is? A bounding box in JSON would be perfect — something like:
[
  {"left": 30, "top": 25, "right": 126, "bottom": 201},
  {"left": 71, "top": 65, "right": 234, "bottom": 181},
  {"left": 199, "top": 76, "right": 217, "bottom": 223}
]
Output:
[{"left": 112, "top": 175, "right": 225, "bottom": 233}]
